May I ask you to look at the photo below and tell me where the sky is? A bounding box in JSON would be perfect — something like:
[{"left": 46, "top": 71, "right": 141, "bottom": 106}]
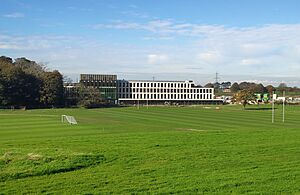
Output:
[{"left": 1, "top": 0, "right": 300, "bottom": 86}]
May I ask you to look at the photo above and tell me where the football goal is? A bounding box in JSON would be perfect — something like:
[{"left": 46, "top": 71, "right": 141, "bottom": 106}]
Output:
[{"left": 61, "top": 115, "right": 78, "bottom": 125}]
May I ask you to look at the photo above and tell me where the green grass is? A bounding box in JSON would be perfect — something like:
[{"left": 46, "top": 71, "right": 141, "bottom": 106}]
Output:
[{"left": 0, "top": 105, "right": 299, "bottom": 194}]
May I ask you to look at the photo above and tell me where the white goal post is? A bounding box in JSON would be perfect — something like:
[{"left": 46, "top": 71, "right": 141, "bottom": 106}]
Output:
[{"left": 61, "top": 115, "right": 78, "bottom": 125}]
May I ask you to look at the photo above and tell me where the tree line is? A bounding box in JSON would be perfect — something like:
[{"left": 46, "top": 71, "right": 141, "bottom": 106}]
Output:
[
  {"left": 1, "top": 55, "right": 299, "bottom": 109},
  {"left": 229, "top": 81, "right": 300, "bottom": 94},
  {"left": 206, "top": 81, "right": 299, "bottom": 95},
  {"left": 0, "top": 56, "right": 63, "bottom": 108}
]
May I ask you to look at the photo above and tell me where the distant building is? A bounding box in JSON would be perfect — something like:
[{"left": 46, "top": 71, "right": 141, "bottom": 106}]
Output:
[
  {"left": 64, "top": 74, "right": 223, "bottom": 105},
  {"left": 80, "top": 74, "right": 117, "bottom": 102},
  {"left": 117, "top": 80, "right": 221, "bottom": 104},
  {"left": 255, "top": 93, "right": 270, "bottom": 102},
  {"left": 222, "top": 88, "right": 231, "bottom": 93},
  {"left": 218, "top": 82, "right": 232, "bottom": 92},
  {"left": 64, "top": 82, "right": 80, "bottom": 106}
]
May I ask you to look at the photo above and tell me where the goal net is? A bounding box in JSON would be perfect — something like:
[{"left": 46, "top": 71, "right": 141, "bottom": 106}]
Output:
[{"left": 61, "top": 115, "right": 78, "bottom": 125}]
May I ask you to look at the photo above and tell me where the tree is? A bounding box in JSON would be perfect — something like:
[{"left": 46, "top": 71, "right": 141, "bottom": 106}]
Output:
[
  {"left": 0, "top": 56, "right": 13, "bottom": 64},
  {"left": 220, "top": 81, "right": 231, "bottom": 88},
  {"left": 204, "top": 83, "right": 214, "bottom": 88},
  {"left": 252, "top": 83, "right": 267, "bottom": 93},
  {"left": 0, "top": 56, "right": 65, "bottom": 108},
  {"left": 40, "top": 71, "right": 64, "bottom": 107},
  {"left": 265, "top": 85, "right": 275, "bottom": 94},
  {"left": 0, "top": 70, "right": 6, "bottom": 106},
  {"left": 230, "top": 82, "right": 240, "bottom": 93},
  {"left": 77, "top": 84, "right": 103, "bottom": 108},
  {"left": 14, "top": 57, "right": 46, "bottom": 78},
  {"left": 238, "top": 82, "right": 257, "bottom": 90},
  {"left": 22, "top": 73, "right": 41, "bottom": 106},
  {"left": 233, "top": 89, "right": 256, "bottom": 109},
  {"left": 0, "top": 57, "right": 12, "bottom": 105},
  {"left": 1, "top": 66, "right": 28, "bottom": 106}
]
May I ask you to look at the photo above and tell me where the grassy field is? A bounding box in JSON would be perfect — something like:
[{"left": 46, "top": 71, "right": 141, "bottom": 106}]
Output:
[{"left": 0, "top": 105, "right": 299, "bottom": 194}]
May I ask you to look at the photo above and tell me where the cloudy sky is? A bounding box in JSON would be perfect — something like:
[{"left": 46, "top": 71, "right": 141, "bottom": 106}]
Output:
[{"left": 1, "top": 0, "right": 300, "bottom": 86}]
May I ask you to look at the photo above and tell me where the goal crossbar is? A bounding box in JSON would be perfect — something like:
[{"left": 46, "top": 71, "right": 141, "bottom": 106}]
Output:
[{"left": 61, "top": 115, "right": 78, "bottom": 125}]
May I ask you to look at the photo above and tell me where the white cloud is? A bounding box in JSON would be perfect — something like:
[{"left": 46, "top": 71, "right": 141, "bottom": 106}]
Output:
[
  {"left": 2, "top": 20, "right": 300, "bottom": 85},
  {"left": 0, "top": 34, "right": 80, "bottom": 51},
  {"left": 3, "top": 12, "right": 24, "bottom": 18},
  {"left": 0, "top": 44, "right": 22, "bottom": 49},
  {"left": 147, "top": 54, "right": 168, "bottom": 64}
]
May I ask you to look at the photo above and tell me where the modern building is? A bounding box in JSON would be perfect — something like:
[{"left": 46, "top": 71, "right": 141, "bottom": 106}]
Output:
[
  {"left": 64, "top": 74, "right": 222, "bottom": 105},
  {"left": 117, "top": 80, "right": 221, "bottom": 104},
  {"left": 64, "top": 82, "right": 80, "bottom": 106},
  {"left": 80, "top": 74, "right": 117, "bottom": 102}
]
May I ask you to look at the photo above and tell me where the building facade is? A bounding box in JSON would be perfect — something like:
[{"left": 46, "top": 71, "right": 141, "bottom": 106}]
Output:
[
  {"left": 80, "top": 74, "right": 117, "bottom": 102},
  {"left": 117, "top": 80, "right": 219, "bottom": 104},
  {"left": 64, "top": 74, "right": 221, "bottom": 105}
]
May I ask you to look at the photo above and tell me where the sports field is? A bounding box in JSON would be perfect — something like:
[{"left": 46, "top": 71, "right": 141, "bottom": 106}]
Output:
[{"left": 0, "top": 105, "right": 299, "bottom": 194}]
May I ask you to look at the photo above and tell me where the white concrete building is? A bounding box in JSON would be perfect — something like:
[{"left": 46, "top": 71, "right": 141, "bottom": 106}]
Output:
[{"left": 117, "top": 80, "right": 219, "bottom": 104}]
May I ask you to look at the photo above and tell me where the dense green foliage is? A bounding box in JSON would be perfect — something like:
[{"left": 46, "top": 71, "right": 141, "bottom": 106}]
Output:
[
  {"left": 230, "top": 82, "right": 240, "bottom": 93},
  {"left": 0, "top": 105, "right": 299, "bottom": 194},
  {"left": 77, "top": 84, "right": 105, "bottom": 108},
  {"left": 39, "top": 71, "right": 64, "bottom": 106},
  {"left": 0, "top": 56, "right": 64, "bottom": 108},
  {"left": 233, "top": 89, "right": 257, "bottom": 108}
]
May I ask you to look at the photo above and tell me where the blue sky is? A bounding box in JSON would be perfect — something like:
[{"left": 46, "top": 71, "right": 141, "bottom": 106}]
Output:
[{"left": 1, "top": 0, "right": 300, "bottom": 85}]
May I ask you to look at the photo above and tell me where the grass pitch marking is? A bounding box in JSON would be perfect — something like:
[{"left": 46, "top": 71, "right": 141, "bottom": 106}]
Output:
[
  {"left": 0, "top": 113, "right": 59, "bottom": 117},
  {"left": 176, "top": 128, "right": 206, "bottom": 132}
]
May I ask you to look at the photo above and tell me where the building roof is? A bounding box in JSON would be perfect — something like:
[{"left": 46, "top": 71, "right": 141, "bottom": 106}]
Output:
[{"left": 119, "top": 80, "right": 194, "bottom": 83}]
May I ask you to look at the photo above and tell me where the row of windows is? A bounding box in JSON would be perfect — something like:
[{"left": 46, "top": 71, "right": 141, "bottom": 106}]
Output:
[
  {"left": 118, "top": 82, "right": 192, "bottom": 88},
  {"left": 81, "top": 81, "right": 116, "bottom": 87},
  {"left": 82, "top": 80, "right": 116, "bottom": 83},
  {"left": 119, "top": 93, "right": 213, "bottom": 99},
  {"left": 80, "top": 74, "right": 117, "bottom": 81},
  {"left": 119, "top": 88, "right": 213, "bottom": 93}
]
